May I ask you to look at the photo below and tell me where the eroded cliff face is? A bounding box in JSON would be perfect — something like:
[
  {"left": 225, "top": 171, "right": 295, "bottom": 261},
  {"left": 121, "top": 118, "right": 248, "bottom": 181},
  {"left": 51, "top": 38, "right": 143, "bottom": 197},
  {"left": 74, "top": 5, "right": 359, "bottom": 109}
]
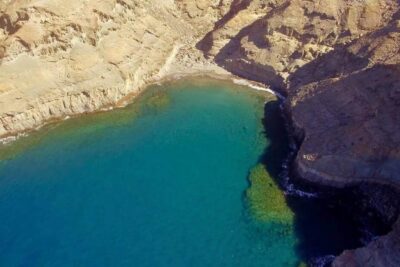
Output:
[
  {"left": 0, "top": 0, "right": 228, "bottom": 138},
  {"left": 194, "top": 1, "right": 400, "bottom": 265},
  {"left": 197, "top": 0, "right": 399, "bottom": 87},
  {"left": 1, "top": 0, "right": 400, "bottom": 266},
  {"left": 287, "top": 15, "right": 400, "bottom": 267}
]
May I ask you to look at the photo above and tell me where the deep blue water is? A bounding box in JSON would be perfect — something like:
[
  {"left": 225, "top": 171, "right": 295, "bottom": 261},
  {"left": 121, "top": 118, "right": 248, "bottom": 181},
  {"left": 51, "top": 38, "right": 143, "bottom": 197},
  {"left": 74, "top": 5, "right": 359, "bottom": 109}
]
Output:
[
  {"left": 0, "top": 81, "right": 302, "bottom": 267},
  {"left": 0, "top": 80, "right": 364, "bottom": 267}
]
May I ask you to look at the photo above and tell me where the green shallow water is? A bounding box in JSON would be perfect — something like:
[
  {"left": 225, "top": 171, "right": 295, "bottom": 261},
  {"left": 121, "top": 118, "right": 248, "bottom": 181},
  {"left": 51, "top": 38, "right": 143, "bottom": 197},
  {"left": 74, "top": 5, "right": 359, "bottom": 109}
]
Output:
[{"left": 0, "top": 79, "right": 361, "bottom": 266}]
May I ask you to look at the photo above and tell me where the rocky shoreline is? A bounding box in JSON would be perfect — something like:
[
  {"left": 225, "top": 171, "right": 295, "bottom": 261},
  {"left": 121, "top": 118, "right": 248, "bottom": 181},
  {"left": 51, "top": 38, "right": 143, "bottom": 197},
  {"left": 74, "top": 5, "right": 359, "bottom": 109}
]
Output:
[
  {"left": 1, "top": 50, "right": 399, "bottom": 267},
  {"left": 283, "top": 88, "right": 400, "bottom": 266},
  {"left": 1, "top": 1, "right": 399, "bottom": 266},
  {"left": 4, "top": 66, "right": 398, "bottom": 266},
  {"left": 272, "top": 96, "right": 400, "bottom": 266},
  {"left": 286, "top": 166, "right": 400, "bottom": 266},
  {"left": 0, "top": 69, "right": 276, "bottom": 144}
]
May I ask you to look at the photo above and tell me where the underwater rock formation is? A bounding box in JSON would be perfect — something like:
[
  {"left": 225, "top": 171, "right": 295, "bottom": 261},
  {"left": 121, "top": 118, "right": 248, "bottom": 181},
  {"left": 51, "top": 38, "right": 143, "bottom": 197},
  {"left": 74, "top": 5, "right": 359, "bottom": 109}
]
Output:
[
  {"left": 1, "top": 1, "right": 400, "bottom": 265},
  {"left": 246, "top": 164, "right": 294, "bottom": 224}
]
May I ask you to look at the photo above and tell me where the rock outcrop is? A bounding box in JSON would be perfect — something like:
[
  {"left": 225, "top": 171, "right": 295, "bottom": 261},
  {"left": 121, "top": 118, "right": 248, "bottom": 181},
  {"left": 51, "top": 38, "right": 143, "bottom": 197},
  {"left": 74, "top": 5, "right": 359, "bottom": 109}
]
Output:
[
  {"left": 198, "top": 0, "right": 399, "bottom": 89},
  {"left": 287, "top": 20, "right": 400, "bottom": 267},
  {"left": 288, "top": 31, "right": 400, "bottom": 188},
  {"left": 1, "top": 0, "right": 400, "bottom": 266}
]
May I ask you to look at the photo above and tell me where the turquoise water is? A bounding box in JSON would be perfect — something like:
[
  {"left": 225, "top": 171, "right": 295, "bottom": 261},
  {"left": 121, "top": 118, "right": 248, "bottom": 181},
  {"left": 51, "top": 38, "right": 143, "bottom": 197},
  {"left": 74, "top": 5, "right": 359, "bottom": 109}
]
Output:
[{"left": 0, "top": 79, "right": 365, "bottom": 267}]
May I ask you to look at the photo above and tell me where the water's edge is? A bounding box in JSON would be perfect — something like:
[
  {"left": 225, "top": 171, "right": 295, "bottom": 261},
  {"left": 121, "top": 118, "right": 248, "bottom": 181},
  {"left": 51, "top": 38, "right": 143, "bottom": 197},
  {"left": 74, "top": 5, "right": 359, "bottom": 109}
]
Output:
[
  {"left": 1, "top": 77, "right": 398, "bottom": 267},
  {"left": 0, "top": 81, "right": 300, "bottom": 266},
  {"left": 0, "top": 72, "right": 278, "bottom": 145},
  {"left": 282, "top": 100, "right": 400, "bottom": 266}
]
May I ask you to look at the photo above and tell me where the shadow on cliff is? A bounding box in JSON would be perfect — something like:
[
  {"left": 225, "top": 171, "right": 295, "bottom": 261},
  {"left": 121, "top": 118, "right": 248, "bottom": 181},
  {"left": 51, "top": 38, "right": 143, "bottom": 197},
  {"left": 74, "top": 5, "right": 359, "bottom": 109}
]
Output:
[
  {"left": 196, "top": 0, "right": 252, "bottom": 57},
  {"left": 196, "top": 2, "right": 289, "bottom": 91},
  {"left": 288, "top": 47, "right": 370, "bottom": 90},
  {"left": 288, "top": 17, "right": 400, "bottom": 90},
  {"left": 258, "top": 100, "right": 365, "bottom": 263},
  {"left": 213, "top": 17, "right": 285, "bottom": 90}
]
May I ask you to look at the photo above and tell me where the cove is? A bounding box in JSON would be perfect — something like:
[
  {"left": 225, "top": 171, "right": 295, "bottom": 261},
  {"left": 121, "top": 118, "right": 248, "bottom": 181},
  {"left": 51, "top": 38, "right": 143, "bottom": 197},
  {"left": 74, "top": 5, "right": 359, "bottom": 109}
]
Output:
[{"left": 0, "top": 79, "right": 362, "bottom": 266}]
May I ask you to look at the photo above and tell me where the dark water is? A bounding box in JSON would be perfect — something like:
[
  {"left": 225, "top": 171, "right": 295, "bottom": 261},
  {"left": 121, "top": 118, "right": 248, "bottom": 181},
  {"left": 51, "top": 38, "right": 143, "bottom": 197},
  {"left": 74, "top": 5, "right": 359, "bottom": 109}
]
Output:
[
  {"left": 0, "top": 79, "right": 362, "bottom": 266},
  {"left": 261, "top": 101, "right": 364, "bottom": 265}
]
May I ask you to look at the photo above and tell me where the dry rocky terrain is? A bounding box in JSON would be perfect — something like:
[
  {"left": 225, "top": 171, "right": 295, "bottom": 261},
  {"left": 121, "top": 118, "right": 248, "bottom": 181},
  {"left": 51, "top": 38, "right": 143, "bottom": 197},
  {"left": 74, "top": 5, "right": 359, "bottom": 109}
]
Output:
[{"left": 1, "top": 0, "right": 400, "bottom": 266}]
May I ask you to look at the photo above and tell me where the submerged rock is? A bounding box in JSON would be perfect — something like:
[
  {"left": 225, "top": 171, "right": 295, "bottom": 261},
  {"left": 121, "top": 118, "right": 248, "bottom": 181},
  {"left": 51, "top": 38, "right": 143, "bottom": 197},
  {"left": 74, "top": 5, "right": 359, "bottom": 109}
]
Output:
[
  {"left": 1, "top": 0, "right": 400, "bottom": 265},
  {"left": 246, "top": 164, "right": 294, "bottom": 224}
]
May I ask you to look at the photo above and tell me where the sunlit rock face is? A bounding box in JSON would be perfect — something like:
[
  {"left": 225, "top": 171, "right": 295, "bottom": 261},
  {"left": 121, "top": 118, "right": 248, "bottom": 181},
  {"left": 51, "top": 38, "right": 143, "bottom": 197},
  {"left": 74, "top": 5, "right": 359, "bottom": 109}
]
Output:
[
  {"left": 1, "top": 0, "right": 400, "bottom": 266},
  {"left": 0, "top": 0, "right": 228, "bottom": 138},
  {"left": 1, "top": 0, "right": 399, "bottom": 138},
  {"left": 197, "top": 0, "right": 399, "bottom": 87}
]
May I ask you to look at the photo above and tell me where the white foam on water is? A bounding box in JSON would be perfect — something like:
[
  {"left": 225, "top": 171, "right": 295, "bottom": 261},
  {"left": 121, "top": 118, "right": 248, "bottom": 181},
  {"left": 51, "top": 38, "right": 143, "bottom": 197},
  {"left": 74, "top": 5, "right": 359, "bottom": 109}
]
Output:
[
  {"left": 285, "top": 184, "right": 319, "bottom": 198},
  {"left": 0, "top": 132, "right": 27, "bottom": 145},
  {"left": 232, "top": 79, "right": 285, "bottom": 99}
]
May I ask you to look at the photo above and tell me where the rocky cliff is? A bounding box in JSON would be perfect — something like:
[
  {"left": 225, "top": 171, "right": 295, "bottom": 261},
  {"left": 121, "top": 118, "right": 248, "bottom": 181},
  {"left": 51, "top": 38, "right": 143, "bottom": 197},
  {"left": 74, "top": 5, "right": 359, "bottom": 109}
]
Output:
[
  {"left": 1, "top": 0, "right": 400, "bottom": 266},
  {"left": 195, "top": 1, "right": 400, "bottom": 265},
  {"left": 0, "top": 0, "right": 230, "bottom": 139}
]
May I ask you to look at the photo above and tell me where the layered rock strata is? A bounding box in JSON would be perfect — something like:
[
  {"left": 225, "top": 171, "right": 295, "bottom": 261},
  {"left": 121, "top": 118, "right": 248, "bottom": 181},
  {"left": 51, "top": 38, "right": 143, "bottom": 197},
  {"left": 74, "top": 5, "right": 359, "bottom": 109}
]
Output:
[
  {"left": 0, "top": 0, "right": 230, "bottom": 139},
  {"left": 1, "top": 0, "right": 400, "bottom": 266}
]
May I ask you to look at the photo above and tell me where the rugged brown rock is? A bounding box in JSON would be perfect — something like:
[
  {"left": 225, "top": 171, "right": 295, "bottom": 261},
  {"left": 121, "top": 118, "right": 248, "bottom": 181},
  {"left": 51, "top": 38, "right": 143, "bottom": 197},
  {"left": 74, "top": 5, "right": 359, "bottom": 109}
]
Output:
[
  {"left": 1, "top": 0, "right": 400, "bottom": 266},
  {"left": 195, "top": 1, "right": 400, "bottom": 265},
  {"left": 287, "top": 20, "right": 400, "bottom": 267}
]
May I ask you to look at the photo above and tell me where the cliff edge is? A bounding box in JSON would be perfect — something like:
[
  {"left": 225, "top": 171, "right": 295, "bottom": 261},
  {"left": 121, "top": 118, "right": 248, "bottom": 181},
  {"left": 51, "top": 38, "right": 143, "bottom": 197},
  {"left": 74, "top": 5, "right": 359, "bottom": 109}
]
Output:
[
  {"left": 195, "top": 1, "right": 400, "bottom": 265},
  {"left": 1, "top": 0, "right": 400, "bottom": 266}
]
